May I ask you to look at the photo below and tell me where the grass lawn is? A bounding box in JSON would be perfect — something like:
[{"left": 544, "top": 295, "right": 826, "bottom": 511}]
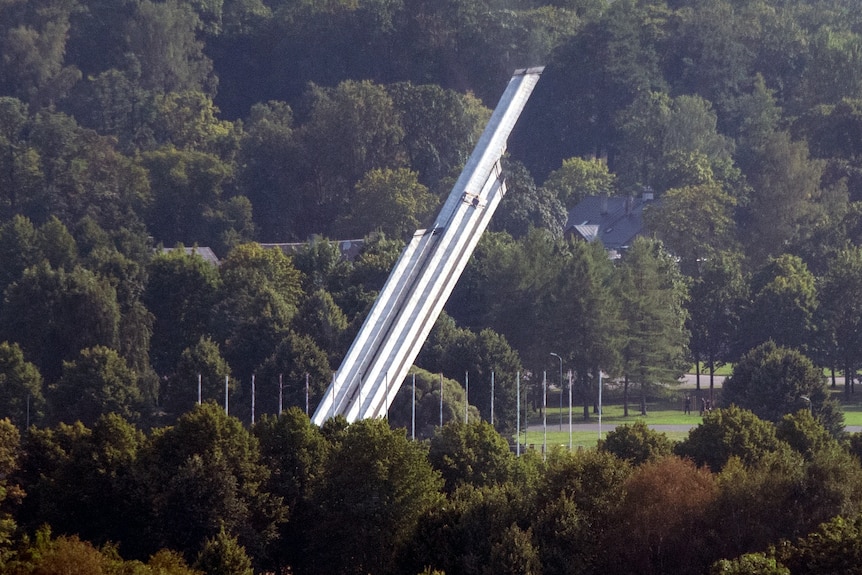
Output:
[
  {"left": 691, "top": 362, "right": 733, "bottom": 376},
  {"left": 519, "top": 402, "right": 705, "bottom": 451},
  {"left": 532, "top": 401, "right": 707, "bottom": 427},
  {"left": 518, "top": 428, "right": 691, "bottom": 452},
  {"left": 837, "top": 397, "right": 862, "bottom": 426},
  {"left": 514, "top": 390, "right": 862, "bottom": 452}
]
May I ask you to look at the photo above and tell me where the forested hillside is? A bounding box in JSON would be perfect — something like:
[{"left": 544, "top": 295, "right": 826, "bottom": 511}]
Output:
[{"left": 3, "top": 0, "right": 862, "bottom": 573}]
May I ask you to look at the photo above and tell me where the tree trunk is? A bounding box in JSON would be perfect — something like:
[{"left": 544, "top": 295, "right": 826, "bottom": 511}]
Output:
[
  {"left": 708, "top": 358, "right": 715, "bottom": 403},
  {"left": 582, "top": 372, "right": 589, "bottom": 421},
  {"left": 623, "top": 374, "right": 630, "bottom": 417},
  {"left": 640, "top": 379, "right": 647, "bottom": 416},
  {"left": 695, "top": 356, "right": 701, "bottom": 390}
]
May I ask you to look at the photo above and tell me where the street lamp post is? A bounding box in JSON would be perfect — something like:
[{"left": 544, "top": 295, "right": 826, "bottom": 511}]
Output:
[
  {"left": 550, "top": 353, "right": 563, "bottom": 431},
  {"left": 516, "top": 371, "right": 521, "bottom": 457},
  {"left": 568, "top": 370, "right": 573, "bottom": 451},
  {"left": 598, "top": 369, "right": 603, "bottom": 440},
  {"left": 542, "top": 370, "right": 547, "bottom": 460}
]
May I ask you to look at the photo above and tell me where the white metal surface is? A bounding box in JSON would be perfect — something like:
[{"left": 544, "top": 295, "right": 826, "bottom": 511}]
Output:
[{"left": 311, "top": 67, "right": 543, "bottom": 425}]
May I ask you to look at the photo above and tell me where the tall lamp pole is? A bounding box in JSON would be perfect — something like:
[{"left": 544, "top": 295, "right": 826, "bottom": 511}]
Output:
[
  {"left": 550, "top": 353, "right": 563, "bottom": 430},
  {"left": 598, "top": 369, "right": 603, "bottom": 440},
  {"left": 542, "top": 370, "right": 547, "bottom": 460}
]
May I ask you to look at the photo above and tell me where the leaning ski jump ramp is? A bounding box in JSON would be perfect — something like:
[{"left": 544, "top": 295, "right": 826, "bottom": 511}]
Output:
[{"left": 311, "top": 67, "right": 543, "bottom": 425}]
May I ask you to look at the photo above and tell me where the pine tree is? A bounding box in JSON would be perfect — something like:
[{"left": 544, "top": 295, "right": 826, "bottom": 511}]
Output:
[{"left": 616, "top": 237, "right": 689, "bottom": 416}]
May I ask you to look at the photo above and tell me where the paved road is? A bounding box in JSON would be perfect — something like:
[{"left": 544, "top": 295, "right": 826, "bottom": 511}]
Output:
[
  {"left": 681, "top": 373, "right": 853, "bottom": 388},
  {"left": 680, "top": 373, "right": 725, "bottom": 388}
]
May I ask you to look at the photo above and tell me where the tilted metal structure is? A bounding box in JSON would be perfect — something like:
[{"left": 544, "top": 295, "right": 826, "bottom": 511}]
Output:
[{"left": 311, "top": 67, "right": 543, "bottom": 425}]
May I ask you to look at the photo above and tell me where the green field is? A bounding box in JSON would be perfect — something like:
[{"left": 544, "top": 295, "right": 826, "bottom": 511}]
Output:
[
  {"left": 515, "top": 388, "right": 862, "bottom": 451},
  {"left": 518, "top": 429, "right": 692, "bottom": 452},
  {"left": 533, "top": 402, "right": 706, "bottom": 426},
  {"left": 839, "top": 402, "right": 862, "bottom": 426},
  {"left": 691, "top": 363, "right": 734, "bottom": 376}
]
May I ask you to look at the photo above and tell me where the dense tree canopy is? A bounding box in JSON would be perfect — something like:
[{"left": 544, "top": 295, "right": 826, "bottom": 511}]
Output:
[
  {"left": 1, "top": 0, "right": 862, "bottom": 571},
  {"left": 0, "top": 343, "right": 44, "bottom": 428},
  {"left": 722, "top": 341, "right": 839, "bottom": 432}
]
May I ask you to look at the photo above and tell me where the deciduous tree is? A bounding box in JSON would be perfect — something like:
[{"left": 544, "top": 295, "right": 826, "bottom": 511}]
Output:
[
  {"left": 723, "top": 341, "right": 839, "bottom": 432},
  {"left": 50, "top": 346, "right": 141, "bottom": 426},
  {"left": 615, "top": 91, "right": 733, "bottom": 193},
  {"left": 675, "top": 405, "right": 783, "bottom": 472},
  {"left": 194, "top": 525, "right": 254, "bottom": 575},
  {"left": 0, "top": 215, "right": 40, "bottom": 300},
  {"left": 253, "top": 407, "right": 328, "bottom": 572},
  {"left": 253, "top": 331, "right": 330, "bottom": 418},
  {"left": 235, "top": 100, "right": 299, "bottom": 240},
  {"left": 145, "top": 247, "right": 221, "bottom": 376},
  {"left": 818, "top": 247, "right": 862, "bottom": 395},
  {"left": 213, "top": 243, "right": 302, "bottom": 387},
  {"left": 163, "top": 336, "right": 233, "bottom": 419},
  {"left": 143, "top": 403, "right": 285, "bottom": 564},
  {"left": 644, "top": 181, "right": 737, "bottom": 275},
  {"left": 298, "top": 80, "right": 405, "bottom": 237},
  {"left": 492, "top": 159, "right": 567, "bottom": 239},
  {"left": 687, "top": 250, "right": 748, "bottom": 392},
  {"left": 427, "top": 420, "right": 516, "bottom": 494},
  {"left": 775, "top": 516, "right": 862, "bottom": 575},
  {"left": 739, "top": 254, "right": 818, "bottom": 356},
  {"left": 338, "top": 167, "right": 438, "bottom": 239},
  {"left": 293, "top": 288, "right": 348, "bottom": 364},
  {"left": 0, "top": 342, "right": 44, "bottom": 429},
  {"left": 541, "top": 156, "right": 616, "bottom": 208},
  {"left": 0, "top": 97, "right": 40, "bottom": 220},
  {"left": 599, "top": 419, "right": 673, "bottom": 466},
  {"left": 141, "top": 147, "right": 233, "bottom": 248},
  {"left": 1, "top": 263, "right": 121, "bottom": 383},
  {"left": 387, "top": 368, "right": 473, "bottom": 439},
  {"left": 0, "top": 418, "right": 21, "bottom": 563},
  {"left": 605, "top": 456, "right": 718, "bottom": 575},
  {"left": 737, "top": 131, "right": 825, "bottom": 266},
  {"left": 0, "top": 0, "right": 81, "bottom": 107},
  {"left": 711, "top": 553, "right": 789, "bottom": 575},
  {"left": 15, "top": 415, "right": 148, "bottom": 556},
  {"left": 389, "top": 82, "right": 489, "bottom": 194},
  {"left": 304, "top": 418, "right": 443, "bottom": 575},
  {"left": 127, "top": 0, "right": 215, "bottom": 94}
]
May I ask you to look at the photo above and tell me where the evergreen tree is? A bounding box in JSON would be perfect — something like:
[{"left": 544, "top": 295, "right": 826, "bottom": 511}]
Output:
[
  {"left": 194, "top": 525, "right": 254, "bottom": 575},
  {"left": 616, "top": 237, "right": 689, "bottom": 415}
]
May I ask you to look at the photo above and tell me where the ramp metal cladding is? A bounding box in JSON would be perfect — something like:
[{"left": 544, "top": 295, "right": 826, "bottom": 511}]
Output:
[{"left": 312, "top": 67, "right": 544, "bottom": 425}]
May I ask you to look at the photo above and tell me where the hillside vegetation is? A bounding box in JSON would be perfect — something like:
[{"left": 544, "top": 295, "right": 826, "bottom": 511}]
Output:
[{"left": 3, "top": 0, "right": 862, "bottom": 573}]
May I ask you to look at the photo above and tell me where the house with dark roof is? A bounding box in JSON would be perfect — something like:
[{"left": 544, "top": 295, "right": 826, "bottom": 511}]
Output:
[{"left": 564, "top": 192, "right": 655, "bottom": 257}]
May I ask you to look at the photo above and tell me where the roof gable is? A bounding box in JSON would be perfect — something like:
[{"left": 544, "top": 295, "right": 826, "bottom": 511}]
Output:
[{"left": 565, "top": 195, "right": 653, "bottom": 251}]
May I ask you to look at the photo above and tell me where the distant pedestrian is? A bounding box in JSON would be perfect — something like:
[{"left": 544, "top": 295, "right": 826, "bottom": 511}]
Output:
[
  {"left": 684, "top": 394, "right": 691, "bottom": 415},
  {"left": 700, "top": 397, "right": 706, "bottom": 416}
]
